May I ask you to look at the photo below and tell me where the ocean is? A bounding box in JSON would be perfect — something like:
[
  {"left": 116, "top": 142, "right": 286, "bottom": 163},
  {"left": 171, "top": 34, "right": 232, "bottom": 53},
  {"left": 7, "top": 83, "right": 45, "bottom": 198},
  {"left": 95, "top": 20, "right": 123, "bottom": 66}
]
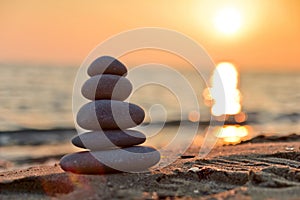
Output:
[{"left": 1, "top": 64, "right": 299, "bottom": 133}]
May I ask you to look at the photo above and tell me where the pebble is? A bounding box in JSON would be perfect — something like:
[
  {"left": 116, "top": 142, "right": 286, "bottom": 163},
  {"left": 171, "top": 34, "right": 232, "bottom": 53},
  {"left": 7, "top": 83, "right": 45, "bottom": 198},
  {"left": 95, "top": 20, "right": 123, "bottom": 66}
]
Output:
[
  {"left": 81, "top": 74, "right": 132, "bottom": 101},
  {"left": 88, "top": 56, "right": 127, "bottom": 77},
  {"left": 76, "top": 100, "right": 145, "bottom": 130},
  {"left": 188, "top": 167, "right": 201, "bottom": 173},
  {"left": 59, "top": 146, "right": 160, "bottom": 174},
  {"left": 285, "top": 146, "right": 295, "bottom": 151},
  {"left": 72, "top": 130, "right": 146, "bottom": 150}
]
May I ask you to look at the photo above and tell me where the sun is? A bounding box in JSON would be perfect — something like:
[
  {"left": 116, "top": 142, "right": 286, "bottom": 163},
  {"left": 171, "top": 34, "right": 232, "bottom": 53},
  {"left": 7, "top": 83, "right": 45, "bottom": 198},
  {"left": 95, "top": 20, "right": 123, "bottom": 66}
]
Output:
[{"left": 214, "top": 7, "right": 242, "bottom": 35}]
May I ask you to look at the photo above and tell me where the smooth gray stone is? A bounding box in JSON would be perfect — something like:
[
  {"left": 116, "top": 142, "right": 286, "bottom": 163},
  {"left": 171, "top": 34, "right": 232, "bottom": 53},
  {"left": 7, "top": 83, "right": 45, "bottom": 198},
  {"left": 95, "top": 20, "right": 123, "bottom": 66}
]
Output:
[
  {"left": 88, "top": 56, "right": 127, "bottom": 76},
  {"left": 72, "top": 130, "right": 146, "bottom": 150},
  {"left": 59, "top": 146, "right": 160, "bottom": 174},
  {"left": 81, "top": 74, "right": 132, "bottom": 101},
  {"left": 76, "top": 100, "right": 145, "bottom": 130}
]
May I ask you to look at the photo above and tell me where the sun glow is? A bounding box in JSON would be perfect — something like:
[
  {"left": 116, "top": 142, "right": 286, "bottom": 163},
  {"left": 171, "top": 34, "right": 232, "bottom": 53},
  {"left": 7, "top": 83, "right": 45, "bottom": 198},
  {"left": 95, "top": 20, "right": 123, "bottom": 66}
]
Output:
[
  {"left": 203, "top": 62, "right": 242, "bottom": 117},
  {"left": 215, "top": 125, "right": 250, "bottom": 144},
  {"left": 214, "top": 7, "right": 242, "bottom": 35}
]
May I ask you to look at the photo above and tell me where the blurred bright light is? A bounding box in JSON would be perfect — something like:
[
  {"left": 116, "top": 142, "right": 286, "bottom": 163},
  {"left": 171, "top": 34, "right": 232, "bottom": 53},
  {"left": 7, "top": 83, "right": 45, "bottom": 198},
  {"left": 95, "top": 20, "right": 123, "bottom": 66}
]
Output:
[
  {"left": 188, "top": 110, "right": 200, "bottom": 122},
  {"left": 204, "top": 62, "right": 242, "bottom": 116},
  {"left": 215, "top": 125, "right": 249, "bottom": 144},
  {"left": 214, "top": 7, "right": 242, "bottom": 35}
]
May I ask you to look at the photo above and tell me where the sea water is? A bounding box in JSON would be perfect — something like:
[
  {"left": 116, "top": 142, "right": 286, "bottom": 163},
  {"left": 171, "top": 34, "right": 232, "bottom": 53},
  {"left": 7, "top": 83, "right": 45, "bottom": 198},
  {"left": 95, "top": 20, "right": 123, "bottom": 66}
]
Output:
[{"left": 0, "top": 64, "right": 299, "bottom": 134}]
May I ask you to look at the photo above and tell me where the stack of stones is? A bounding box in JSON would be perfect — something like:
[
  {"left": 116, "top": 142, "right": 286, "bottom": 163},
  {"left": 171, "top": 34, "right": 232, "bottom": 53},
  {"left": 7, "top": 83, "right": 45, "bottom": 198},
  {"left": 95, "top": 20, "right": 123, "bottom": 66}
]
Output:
[{"left": 60, "top": 56, "right": 160, "bottom": 174}]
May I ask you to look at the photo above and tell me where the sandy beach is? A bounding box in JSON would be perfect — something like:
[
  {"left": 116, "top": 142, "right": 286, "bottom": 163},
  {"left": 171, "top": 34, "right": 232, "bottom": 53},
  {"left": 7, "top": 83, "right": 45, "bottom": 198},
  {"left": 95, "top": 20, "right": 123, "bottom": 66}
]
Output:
[{"left": 1, "top": 134, "right": 299, "bottom": 200}]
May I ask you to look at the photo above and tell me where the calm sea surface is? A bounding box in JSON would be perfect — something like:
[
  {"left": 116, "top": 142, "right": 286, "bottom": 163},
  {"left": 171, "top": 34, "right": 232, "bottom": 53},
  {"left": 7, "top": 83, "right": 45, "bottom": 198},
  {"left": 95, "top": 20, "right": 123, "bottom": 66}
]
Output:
[{"left": 0, "top": 64, "right": 299, "bottom": 134}]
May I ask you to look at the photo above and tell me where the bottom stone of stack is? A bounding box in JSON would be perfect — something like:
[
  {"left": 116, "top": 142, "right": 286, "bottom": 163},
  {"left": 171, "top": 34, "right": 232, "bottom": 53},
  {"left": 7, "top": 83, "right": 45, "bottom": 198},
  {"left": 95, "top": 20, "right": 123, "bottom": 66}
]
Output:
[{"left": 59, "top": 146, "right": 160, "bottom": 174}]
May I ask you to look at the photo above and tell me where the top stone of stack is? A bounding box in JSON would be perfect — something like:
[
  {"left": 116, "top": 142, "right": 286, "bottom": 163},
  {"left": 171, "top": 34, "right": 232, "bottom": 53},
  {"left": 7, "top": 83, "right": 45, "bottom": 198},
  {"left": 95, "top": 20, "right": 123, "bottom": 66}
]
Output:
[{"left": 88, "top": 56, "right": 127, "bottom": 77}]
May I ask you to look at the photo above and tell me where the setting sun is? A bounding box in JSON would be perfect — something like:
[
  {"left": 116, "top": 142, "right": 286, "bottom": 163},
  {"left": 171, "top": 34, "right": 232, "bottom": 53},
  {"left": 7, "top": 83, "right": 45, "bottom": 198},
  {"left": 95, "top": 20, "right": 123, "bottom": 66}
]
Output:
[{"left": 214, "top": 7, "right": 242, "bottom": 35}]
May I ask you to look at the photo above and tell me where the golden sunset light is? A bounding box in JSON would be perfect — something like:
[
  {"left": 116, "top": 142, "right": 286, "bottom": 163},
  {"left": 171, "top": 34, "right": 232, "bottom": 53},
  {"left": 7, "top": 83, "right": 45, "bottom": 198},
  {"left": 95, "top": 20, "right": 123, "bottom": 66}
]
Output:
[
  {"left": 215, "top": 125, "right": 250, "bottom": 144},
  {"left": 214, "top": 6, "right": 242, "bottom": 35},
  {"left": 1, "top": 1, "right": 300, "bottom": 197},
  {"left": 0, "top": 0, "right": 299, "bottom": 70},
  {"left": 203, "top": 62, "right": 242, "bottom": 116}
]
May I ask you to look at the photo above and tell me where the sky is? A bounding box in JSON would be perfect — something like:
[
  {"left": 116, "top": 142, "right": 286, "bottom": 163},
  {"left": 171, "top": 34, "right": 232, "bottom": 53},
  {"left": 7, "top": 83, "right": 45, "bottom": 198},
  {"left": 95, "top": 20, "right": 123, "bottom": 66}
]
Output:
[{"left": 1, "top": 0, "right": 300, "bottom": 71}]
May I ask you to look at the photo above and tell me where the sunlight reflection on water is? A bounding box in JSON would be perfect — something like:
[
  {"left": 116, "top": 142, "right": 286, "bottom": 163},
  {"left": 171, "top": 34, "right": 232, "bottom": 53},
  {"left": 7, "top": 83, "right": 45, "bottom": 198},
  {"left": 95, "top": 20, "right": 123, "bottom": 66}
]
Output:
[
  {"left": 215, "top": 125, "right": 253, "bottom": 144},
  {"left": 203, "top": 62, "right": 252, "bottom": 144}
]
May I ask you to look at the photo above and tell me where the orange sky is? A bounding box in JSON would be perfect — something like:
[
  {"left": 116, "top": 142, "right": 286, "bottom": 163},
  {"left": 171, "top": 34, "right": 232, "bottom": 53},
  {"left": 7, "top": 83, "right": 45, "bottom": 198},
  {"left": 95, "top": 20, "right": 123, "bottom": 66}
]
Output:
[{"left": 0, "top": 0, "right": 299, "bottom": 71}]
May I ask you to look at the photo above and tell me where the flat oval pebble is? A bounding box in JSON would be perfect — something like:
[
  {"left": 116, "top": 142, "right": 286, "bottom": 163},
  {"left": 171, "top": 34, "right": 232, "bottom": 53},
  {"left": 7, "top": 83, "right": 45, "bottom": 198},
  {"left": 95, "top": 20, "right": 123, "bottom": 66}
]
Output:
[
  {"left": 81, "top": 74, "right": 132, "bottom": 101},
  {"left": 88, "top": 56, "right": 127, "bottom": 76},
  {"left": 72, "top": 130, "right": 146, "bottom": 150},
  {"left": 76, "top": 100, "right": 145, "bottom": 130},
  {"left": 59, "top": 146, "right": 160, "bottom": 174}
]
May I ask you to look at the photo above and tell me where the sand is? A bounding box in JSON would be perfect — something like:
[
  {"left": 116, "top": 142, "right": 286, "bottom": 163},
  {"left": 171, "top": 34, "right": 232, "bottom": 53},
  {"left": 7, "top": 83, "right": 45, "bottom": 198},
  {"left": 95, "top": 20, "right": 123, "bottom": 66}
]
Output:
[{"left": 0, "top": 134, "right": 300, "bottom": 200}]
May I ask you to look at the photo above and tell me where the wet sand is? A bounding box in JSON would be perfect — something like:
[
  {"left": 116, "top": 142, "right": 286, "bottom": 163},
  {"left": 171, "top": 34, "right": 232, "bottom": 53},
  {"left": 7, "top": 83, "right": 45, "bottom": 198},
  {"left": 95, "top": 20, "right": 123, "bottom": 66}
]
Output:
[{"left": 0, "top": 134, "right": 300, "bottom": 199}]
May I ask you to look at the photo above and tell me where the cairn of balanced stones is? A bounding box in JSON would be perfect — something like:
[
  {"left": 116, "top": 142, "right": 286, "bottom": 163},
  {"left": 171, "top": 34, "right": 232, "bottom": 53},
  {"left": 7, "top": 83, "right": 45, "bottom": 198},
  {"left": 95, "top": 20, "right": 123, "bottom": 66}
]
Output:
[{"left": 60, "top": 56, "right": 160, "bottom": 174}]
